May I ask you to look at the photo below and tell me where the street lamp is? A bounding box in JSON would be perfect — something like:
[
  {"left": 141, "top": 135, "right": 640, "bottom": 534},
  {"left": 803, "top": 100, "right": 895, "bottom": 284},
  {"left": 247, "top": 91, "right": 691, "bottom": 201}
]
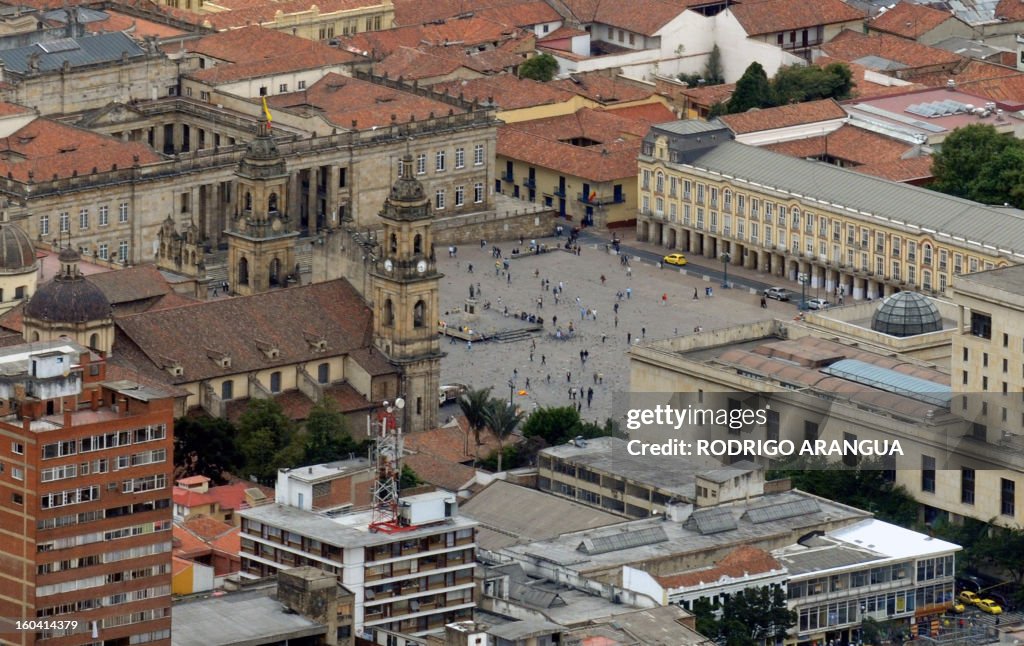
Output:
[
  {"left": 720, "top": 252, "right": 731, "bottom": 288},
  {"left": 508, "top": 379, "right": 515, "bottom": 408},
  {"left": 798, "top": 272, "right": 810, "bottom": 310}
]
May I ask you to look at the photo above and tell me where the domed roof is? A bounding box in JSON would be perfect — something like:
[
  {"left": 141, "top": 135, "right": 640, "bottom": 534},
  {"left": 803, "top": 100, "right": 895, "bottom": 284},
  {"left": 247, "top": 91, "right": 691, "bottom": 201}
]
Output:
[
  {"left": 24, "top": 251, "right": 111, "bottom": 324},
  {"left": 870, "top": 291, "right": 943, "bottom": 337},
  {"left": 0, "top": 221, "right": 36, "bottom": 272}
]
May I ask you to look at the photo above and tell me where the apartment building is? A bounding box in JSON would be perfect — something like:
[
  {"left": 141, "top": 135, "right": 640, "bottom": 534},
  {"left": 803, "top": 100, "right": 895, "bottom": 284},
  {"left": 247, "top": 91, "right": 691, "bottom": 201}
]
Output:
[
  {"left": 239, "top": 491, "right": 476, "bottom": 637},
  {"left": 636, "top": 121, "right": 1020, "bottom": 302},
  {"left": 0, "top": 341, "right": 175, "bottom": 646}
]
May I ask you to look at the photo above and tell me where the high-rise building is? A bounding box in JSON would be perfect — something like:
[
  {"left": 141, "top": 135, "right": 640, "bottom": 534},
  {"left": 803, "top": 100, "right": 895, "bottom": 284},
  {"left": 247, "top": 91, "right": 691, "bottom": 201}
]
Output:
[{"left": 0, "top": 340, "right": 175, "bottom": 646}]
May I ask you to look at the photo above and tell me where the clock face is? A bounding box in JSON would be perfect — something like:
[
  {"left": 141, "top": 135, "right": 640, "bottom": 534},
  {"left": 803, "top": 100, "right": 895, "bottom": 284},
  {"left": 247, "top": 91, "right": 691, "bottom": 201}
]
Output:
[
  {"left": 417, "top": 260, "right": 428, "bottom": 274},
  {"left": 384, "top": 259, "right": 393, "bottom": 272}
]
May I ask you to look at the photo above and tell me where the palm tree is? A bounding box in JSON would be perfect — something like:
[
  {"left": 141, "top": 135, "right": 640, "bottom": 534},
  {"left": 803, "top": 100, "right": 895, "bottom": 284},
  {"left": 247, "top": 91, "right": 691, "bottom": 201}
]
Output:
[
  {"left": 458, "top": 387, "right": 492, "bottom": 463},
  {"left": 482, "top": 398, "right": 523, "bottom": 473}
]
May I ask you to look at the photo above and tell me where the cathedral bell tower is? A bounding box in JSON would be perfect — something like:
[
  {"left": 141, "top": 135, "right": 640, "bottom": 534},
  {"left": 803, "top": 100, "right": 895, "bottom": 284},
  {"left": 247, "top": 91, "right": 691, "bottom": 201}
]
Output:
[
  {"left": 371, "top": 154, "right": 444, "bottom": 433},
  {"left": 226, "top": 117, "right": 298, "bottom": 296}
]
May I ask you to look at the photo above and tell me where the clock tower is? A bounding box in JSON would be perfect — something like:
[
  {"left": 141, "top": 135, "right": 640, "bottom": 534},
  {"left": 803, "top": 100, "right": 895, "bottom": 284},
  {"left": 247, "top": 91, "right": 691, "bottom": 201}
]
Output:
[{"left": 372, "top": 154, "right": 443, "bottom": 433}]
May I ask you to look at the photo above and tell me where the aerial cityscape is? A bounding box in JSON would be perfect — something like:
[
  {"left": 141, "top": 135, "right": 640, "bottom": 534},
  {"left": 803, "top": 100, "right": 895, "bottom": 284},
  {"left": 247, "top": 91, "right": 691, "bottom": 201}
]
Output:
[{"left": 0, "top": 0, "right": 1023, "bottom": 644}]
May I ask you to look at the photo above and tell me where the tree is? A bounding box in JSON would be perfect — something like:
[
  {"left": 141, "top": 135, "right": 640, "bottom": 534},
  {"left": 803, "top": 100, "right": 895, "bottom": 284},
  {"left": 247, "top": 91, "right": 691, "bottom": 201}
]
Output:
[
  {"left": 303, "top": 399, "right": 366, "bottom": 465},
  {"left": 932, "top": 124, "right": 1024, "bottom": 206},
  {"left": 173, "top": 415, "right": 241, "bottom": 483},
  {"left": 519, "top": 53, "right": 558, "bottom": 82},
  {"left": 693, "top": 586, "right": 796, "bottom": 646},
  {"left": 481, "top": 398, "right": 523, "bottom": 472},
  {"left": 703, "top": 44, "right": 724, "bottom": 85},
  {"left": 459, "top": 387, "right": 493, "bottom": 463},
  {"left": 237, "top": 398, "right": 295, "bottom": 484},
  {"left": 521, "top": 406, "right": 582, "bottom": 447},
  {"left": 771, "top": 63, "right": 853, "bottom": 105},
  {"left": 399, "top": 464, "right": 421, "bottom": 490},
  {"left": 727, "top": 62, "right": 772, "bottom": 114}
]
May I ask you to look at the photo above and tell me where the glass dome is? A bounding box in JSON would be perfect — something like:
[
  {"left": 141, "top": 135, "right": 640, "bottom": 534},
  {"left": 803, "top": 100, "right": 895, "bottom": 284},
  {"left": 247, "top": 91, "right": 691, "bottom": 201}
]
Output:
[{"left": 870, "top": 291, "right": 943, "bottom": 337}]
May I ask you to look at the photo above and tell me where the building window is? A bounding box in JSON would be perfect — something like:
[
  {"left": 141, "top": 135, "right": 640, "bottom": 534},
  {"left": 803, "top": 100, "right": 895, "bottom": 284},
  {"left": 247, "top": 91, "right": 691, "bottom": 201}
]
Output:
[
  {"left": 59, "top": 211, "right": 69, "bottom": 233},
  {"left": 435, "top": 189, "right": 445, "bottom": 210},
  {"left": 922, "top": 455, "right": 935, "bottom": 493},
  {"left": 1002, "top": 478, "right": 1015, "bottom": 517},
  {"left": 473, "top": 144, "right": 484, "bottom": 166},
  {"left": 118, "top": 241, "right": 129, "bottom": 263},
  {"left": 435, "top": 150, "right": 446, "bottom": 172},
  {"left": 961, "top": 468, "right": 975, "bottom": 504},
  {"left": 40, "top": 214, "right": 49, "bottom": 236},
  {"left": 416, "top": 154, "right": 426, "bottom": 175},
  {"left": 98, "top": 243, "right": 108, "bottom": 260},
  {"left": 317, "top": 363, "right": 329, "bottom": 384},
  {"left": 12, "top": 441, "right": 23, "bottom": 454},
  {"left": 12, "top": 466, "right": 23, "bottom": 480},
  {"left": 278, "top": 83, "right": 288, "bottom": 93},
  {"left": 12, "top": 492, "right": 22, "bottom": 505},
  {"left": 99, "top": 205, "right": 109, "bottom": 227},
  {"left": 455, "top": 147, "right": 465, "bottom": 169},
  {"left": 269, "top": 371, "right": 282, "bottom": 393},
  {"left": 804, "top": 421, "right": 819, "bottom": 442},
  {"left": 474, "top": 182, "right": 484, "bottom": 203},
  {"left": 119, "top": 202, "right": 129, "bottom": 223},
  {"left": 455, "top": 185, "right": 465, "bottom": 207},
  {"left": 78, "top": 208, "right": 89, "bottom": 230},
  {"left": 221, "top": 380, "right": 233, "bottom": 400}
]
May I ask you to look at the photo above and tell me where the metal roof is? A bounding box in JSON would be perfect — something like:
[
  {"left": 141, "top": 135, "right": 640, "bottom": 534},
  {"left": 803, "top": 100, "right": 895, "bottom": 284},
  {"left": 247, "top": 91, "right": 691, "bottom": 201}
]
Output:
[
  {"left": 0, "top": 32, "right": 145, "bottom": 74},
  {"left": 578, "top": 526, "right": 668, "bottom": 555},
  {"left": 745, "top": 498, "right": 821, "bottom": 524},
  {"left": 685, "top": 507, "right": 738, "bottom": 535},
  {"left": 654, "top": 119, "right": 729, "bottom": 135},
  {"left": 822, "top": 358, "right": 953, "bottom": 408},
  {"left": 678, "top": 139, "right": 1024, "bottom": 260}
]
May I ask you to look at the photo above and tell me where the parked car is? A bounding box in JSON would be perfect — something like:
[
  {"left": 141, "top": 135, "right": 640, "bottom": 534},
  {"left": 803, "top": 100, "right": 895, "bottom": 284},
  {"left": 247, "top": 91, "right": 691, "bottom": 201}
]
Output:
[
  {"left": 439, "top": 384, "right": 468, "bottom": 406},
  {"left": 763, "top": 287, "right": 792, "bottom": 301},
  {"left": 977, "top": 599, "right": 1003, "bottom": 615},
  {"left": 949, "top": 601, "right": 966, "bottom": 613},
  {"left": 957, "top": 590, "right": 980, "bottom": 606},
  {"left": 804, "top": 298, "right": 831, "bottom": 310},
  {"left": 663, "top": 253, "right": 688, "bottom": 266}
]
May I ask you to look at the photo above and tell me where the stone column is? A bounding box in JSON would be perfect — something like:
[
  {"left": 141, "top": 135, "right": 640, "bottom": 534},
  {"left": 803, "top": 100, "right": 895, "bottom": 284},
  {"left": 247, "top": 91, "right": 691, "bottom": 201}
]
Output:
[
  {"left": 153, "top": 125, "right": 165, "bottom": 154},
  {"left": 288, "top": 172, "right": 302, "bottom": 221},
  {"left": 306, "top": 168, "right": 319, "bottom": 232},
  {"left": 853, "top": 277, "right": 865, "bottom": 301},
  {"left": 327, "top": 166, "right": 339, "bottom": 229}
]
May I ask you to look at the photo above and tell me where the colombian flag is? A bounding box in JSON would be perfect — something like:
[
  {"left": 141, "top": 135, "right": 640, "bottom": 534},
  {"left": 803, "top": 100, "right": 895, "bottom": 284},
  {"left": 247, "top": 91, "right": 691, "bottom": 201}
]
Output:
[{"left": 262, "top": 96, "right": 273, "bottom": 129}]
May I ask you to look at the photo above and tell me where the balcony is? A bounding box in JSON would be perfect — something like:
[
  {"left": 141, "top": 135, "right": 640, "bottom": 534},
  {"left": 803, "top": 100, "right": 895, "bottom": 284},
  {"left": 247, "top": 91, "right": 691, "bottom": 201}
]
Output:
[
  {"left": 553, "top": 185, "right": 566, "bottom": 197},
  {"left": 522, "top": 176, "right": 536, "bottom": 189},
  {"left": 578, "top": 192, "right": 625, "bottom": 206},
  {"left": 500, "top": 171, "right": 515, "bottom": 182}
]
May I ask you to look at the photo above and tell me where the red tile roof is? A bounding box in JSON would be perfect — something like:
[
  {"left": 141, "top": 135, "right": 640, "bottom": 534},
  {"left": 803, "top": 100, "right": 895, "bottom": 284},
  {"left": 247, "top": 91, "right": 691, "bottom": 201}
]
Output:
[
  {"left": 540, "top": 25, "right": 588, "bottom": 42},
  {"left": 198, "top": 0, "right": 385, "bottom": 31},
  {"left": 182, "top": 515, "right": 234, "bottom": 541},
  {"left": 679, "top": 82, "right": 736, "bottom": 108},
  {"left": 393, "top": 0, "right": 541, "bottom": 26},
  {"left": 995, "top": 0, "right": 1024, "bottom": 21},
  {"left": 172, "top": 555, "right": 193, "bottom": 576},
  {"left": 870, "top": 2, "right": 958, "bottom": 39},
  {"left": 901, "top": 59, "right": 1024, "bottom": 107},
  {"left": 764, "top": 124, "right": 914, "bottom": 165},
  {"left": 88, "top": 9, "right": 189, "bottom": 38},
  {"left": 190, "top": 47, "right": 356, "bottom": 84},
  {"left": 431, "top": 74, "right": 576, "bottom": 110},
  {"left": 0, "top": 118, "right": 160, "bottom": 182},
  {"left": 343, "top": 15, "right": 524, "bottom": 59},
  {"left": 206, "top": 480, "right": 273, "bottom": 512},
  {"left": 821, "top": 29, "right": 963, "bottom": 70},
  {"left": 720, "top": 98, "right": 846, "bottom": 134},
  {"left": 184, "top": 25, "right": 307, "bottom": 62},
  {"left": 854, "top": 155, "right": 933, "bottom": 182},
  {"left": 403, "top": 451, "right": 476, "bottom": 491},
  {"left": 0, "top": 102, "right": 33, "bottom": 117},
  {"left": 655, "top": 545, "right": 783, "bottom": 588},
  {"left": 173, "top": 486, "right": 218, "bottom": 508},
  {"left": 603, "top": 102, "right": 677, "bottom": 123},
  {"left": 560, "top": 0, "right": 688, "bottom": 36},
  {"left": 549, "top": 73, "right": 654, "bottom": 104},
  {"left": 372, "top": 47, "right": 473, "bottom": 82},
  {"left": 177, "top": 475, "right": 211, "bottom": 487},
  {"left": 474, "top": 1, "right": 562, "bottom": 28},
  {"left": 729, "top": 0, "right": 865, "bottom": 36},
  {"left": 267, "top": 72, "right": 465, "bottom": 129},
  {"left": 85, "top": 264, "right": 171, "bottom": 307},
  {"left": 404, "top": 417, "right": 502, "bottom": 463}
]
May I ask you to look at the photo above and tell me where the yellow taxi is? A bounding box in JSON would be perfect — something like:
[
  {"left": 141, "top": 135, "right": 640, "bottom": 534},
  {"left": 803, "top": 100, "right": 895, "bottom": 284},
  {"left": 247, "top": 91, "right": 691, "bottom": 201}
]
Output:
[
  {"left": 663, "top": 253, "right": 688, "bottom": 266},
  {"left": 958, "top": 590, "right": 980, "bottom": 606},
  {"left": 977, "top": 599, "right": 1003, "bottom": 615}
]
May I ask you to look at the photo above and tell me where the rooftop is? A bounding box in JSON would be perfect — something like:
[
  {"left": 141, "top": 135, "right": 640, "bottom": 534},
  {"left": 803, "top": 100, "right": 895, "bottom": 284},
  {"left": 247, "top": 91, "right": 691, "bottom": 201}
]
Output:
[
  {"left": 821, "top": 30, "right": 963, "bottom": 70},
  {"left": 498, "top": 489, "right": 869, "bottom": 574},
  {"left": 560, "top": 0, "right": 687, "bottom": 36},
  {"left": 951, "top": 262, "right": 1024, "bottom": 296},
  {"left": 239, "top": 492, "right": 478, "bottom": 548},
  {"left": 460, "top": 480, "right": 624, "bottom": 550},
  {"left": 729, "top": 0, "right": 865, "bottom": 36},
  {"left": 0, "top": 31, "right": 146, "bottom": 75},
  {"left": 281, "top": 458, "right": 372, "bottom": 484},
  {"left": 171, "top": 586, "right": 326, "bottom": 646},
  {"left": 763, "top": 123, "right": 916, "bottom": 166},
  {"left": 645, "top": 126, "right": 1024, "bottom": 260},
  {"left": 870, "top": 2, "right": 959, "bottom": 39},
  {"left": 655, "top": 544, "right": 784, "bottom": 588},
  {"left": 431, "top": 74, "right": 576, "bottom": 111},
  {"left": 830, "top": 518, "right": 960, "bottom": 559},
  {"left": 719, "top": 99, "right": 846, "bottom": 135}
]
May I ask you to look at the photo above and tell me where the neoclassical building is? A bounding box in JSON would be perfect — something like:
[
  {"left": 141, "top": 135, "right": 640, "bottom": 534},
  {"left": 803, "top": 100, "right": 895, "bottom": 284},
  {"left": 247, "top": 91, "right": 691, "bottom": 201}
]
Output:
[
  {"left": 636, "top": 121, "right": 1017, "bottom": 301},
  {"left": 0, "top": 216, "right": 38, "bottom": 315}
]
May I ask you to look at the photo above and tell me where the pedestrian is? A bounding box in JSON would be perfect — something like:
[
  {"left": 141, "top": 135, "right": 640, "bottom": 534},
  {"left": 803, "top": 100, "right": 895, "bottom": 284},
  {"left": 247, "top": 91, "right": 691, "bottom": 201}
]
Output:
[
  {"left": 662, "top": 293, "right": 668, "bottom": 306},
  {"left": 587, "top": 387, "right": 593, "bottom": 405},
  {"left": 693, "top": 287, "right": 698, "bottom": 300},
  {"left": 567, "top": 371, "right": 572, "bottom": 382},
  {"left": 468, "top": 263, "right": 473, "bottom": 273},
  {"left": 761, "top": 296, "right": 767, "bottom": 308},
  {"left": 213, "top": 286, "right": 218, "bottom": 297},
  {"left": 530, "top": 351, "right": 534, "bottom": 362},
  {"left": 579, "top": 350, "right": 585, "bottom": 362},
  {"left": 601, "top": 334, "right": 607, "bottom": 343},
  {"left": 466, "top": 340, "right": 472, "bottom": 351},
  {"left": 627, "top": 332, "right": 631, "bottom": 344},
  {"left": 593, "top": 372, "right": 599, "bottom": 384},
  {"left": 641, "top": 327, "right": 646, "bottom": 339},
  {"left": 507, "top": 273, "right": 511, "bottom": 285},
  {"left": 614, "top": 302, "right": 619, "bottom": 314},
  {"left": 552, "top": 315, "right": 558, "bottom": 327},
  {"left": 600, "top": 274, "right": 606, "bottom": 285},
  {"left": 614, "top": 315, "right": 618, "bottom": 328},
  {"left": 513, "top": 368, "right": 518, "bottom": 378},
  {"left": 598, "top": 373, "right": 603, "bottom": 384},
  {"left": 577, "top": 401, "right": 582, "bottom": 412},
  {"left": 525, "top": 377, "right": 530, "bottom": 388},
  {"left": 546, "top": 373, "right": 551, "bottom": 384},
  {"left": 626, "top": 287, "right": 632, "bottom": 299},
  {"left": 541, "top": 354, "right": 546, "bottom": 365},
  {"left": 626, "top": 267, "right": 632, "bottom": 278}
]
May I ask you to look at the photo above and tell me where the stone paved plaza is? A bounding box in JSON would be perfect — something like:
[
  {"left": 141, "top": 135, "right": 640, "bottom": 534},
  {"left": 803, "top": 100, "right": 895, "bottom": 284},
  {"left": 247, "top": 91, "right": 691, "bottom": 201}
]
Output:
[{"left": 437, "top": 235, "right": 775, "bottom": 426}]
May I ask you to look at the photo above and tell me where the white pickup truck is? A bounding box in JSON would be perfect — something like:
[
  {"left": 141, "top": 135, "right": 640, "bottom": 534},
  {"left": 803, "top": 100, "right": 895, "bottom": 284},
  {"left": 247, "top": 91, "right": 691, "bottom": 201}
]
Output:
[{"left": 439, "top": 384, "right": 468, "bottom": 406}]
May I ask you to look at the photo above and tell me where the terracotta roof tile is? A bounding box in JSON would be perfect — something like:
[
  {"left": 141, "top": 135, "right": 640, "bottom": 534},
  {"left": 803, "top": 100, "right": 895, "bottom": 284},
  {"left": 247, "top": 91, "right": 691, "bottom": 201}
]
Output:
[
  {"left": 85, "top": 265, "right": 171, "bottom": 307},
  {"left": 995, "top": 0, "right": 1024, "bottom": 21},
  {"left": 602, "top": 102, "right": 677, "bottom": 122},
  {"left": 87, "top": 9, "right": 189, "bottom": 38},
  {"left": 172, "top": 555, "right": 192, "bottom": 575},
  {"left": 206, "top": 480, "right": 274, "bottom": 512},
  {"left": 560, "top": 0, "right": 688, "bottom": 36},
  {"left": 902, "top": 59, "right": 1024, "bottom": 107},
  {"left": 870, "top": 2, "right": 958, "bottom": 39},
  {"left": 853, "top": 155, "right": 933, "bottom": 182},
  {"left": 0, "top": 102, "right": 34, "bottom": 117},
  {"left": 549, "top": 73, "right": 654, "bottom": 104},
  {"left": 0, "top": 118, "right": 160, "bottom": 182},
  {"left": 540, "top": 25, "right": 588, "bottom": 41},
  {"left": 821, "top": 29, "right": 963, "bottom": 70},
  {"left": 184, "top": 25, "right": 308, "bottom": 62},
  {"left": 209, "top": 527, "right": 241, "bottom": 554},
  {"left": 729, "top": 0, "right": 865, "bottom": 36},
  {"left": 267, "top": 72, "right": 465, "bottom": 129},
  {"left": 720, "top": 98, "right": 846, "bottom": 134},
  {"left": 344, "top": 16, "right": 524, "bottom": 60},
  {"left": 393, "top": 0, "right": 539, "bottom": 26},
  {"left": 189, "top": 47, "right": 355, "bottom": 84},
  {"left": 403, "top": 452, "right": 476, "bottom": 491},
  {"left": 474, "top": 2, "right": 563, "bottom": 28},
  {"left": 372, "top": 47, "right": 471, "bottom": 81},
  {"left": 764, "top": 124, "right": 914, "bottom": 165},
  {"left": 173, "top": 486, "right": 218, "bottom": 508},
  {"left": 679, "top": 82, "right": 736, "bottom": 107},
  {"left": 182, "top": 515, "right": 234, "bottom": 541},
  {"left": 813, "top": 57, "right": 927, "bottom": 99},
  {"left": 431, "top": 74, "right": 576, "bottom": 110},
  {"left": 655, "top": 545, "right": 783, "bottom": 588},
  {"left": 404, "top": 418, "right": 502, "bottom": 463},
  {"left": 115, "top": 279, "right": 375, "bottom": 384},
  {"left": 177, "top": 475, "right": 210, "bottom": 486}
]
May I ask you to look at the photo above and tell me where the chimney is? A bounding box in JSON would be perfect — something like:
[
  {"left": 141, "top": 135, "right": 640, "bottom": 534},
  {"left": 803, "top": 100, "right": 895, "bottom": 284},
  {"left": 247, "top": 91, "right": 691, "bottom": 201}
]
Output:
[
  {"left": 63, "top": 403, "right": 72, "bottom": 428},
  {"left": 89, "top": 388, "right": 99, "bottom": 411},
  {"left": 118, "top": 397, "right": 128, "bottom": 417}
]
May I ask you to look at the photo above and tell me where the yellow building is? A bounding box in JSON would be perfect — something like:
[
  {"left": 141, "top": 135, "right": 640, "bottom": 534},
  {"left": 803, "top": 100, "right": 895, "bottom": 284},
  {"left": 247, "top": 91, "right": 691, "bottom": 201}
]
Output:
[{"left": 636, "top": 121, "right": 1016, "bottom": 300}]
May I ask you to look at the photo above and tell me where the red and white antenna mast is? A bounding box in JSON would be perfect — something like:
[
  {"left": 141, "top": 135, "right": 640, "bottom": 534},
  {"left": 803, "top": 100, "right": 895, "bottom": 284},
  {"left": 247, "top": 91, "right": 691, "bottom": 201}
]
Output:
[{"left": 369, "top": 398, "right": 408, "bottom": 533}]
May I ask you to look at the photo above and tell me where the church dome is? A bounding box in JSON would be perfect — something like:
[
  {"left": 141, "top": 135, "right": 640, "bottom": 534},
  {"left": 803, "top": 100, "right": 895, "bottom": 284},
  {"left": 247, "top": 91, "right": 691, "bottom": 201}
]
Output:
[
  {"left": 0, "top": 221, "right": 36, "bottom": 273},
  {"left": 870, "top": 291, "right": 943, "bottom": 337},
  {"left": 24, "top": 249, "right": 111, "bottom": 323}
]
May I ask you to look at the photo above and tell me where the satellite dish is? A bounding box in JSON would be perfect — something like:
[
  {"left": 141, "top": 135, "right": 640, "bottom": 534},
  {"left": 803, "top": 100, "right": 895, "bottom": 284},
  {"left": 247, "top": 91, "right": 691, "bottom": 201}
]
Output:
[{"left": 395, "top": 397, "right": 406, "bottom": 409}]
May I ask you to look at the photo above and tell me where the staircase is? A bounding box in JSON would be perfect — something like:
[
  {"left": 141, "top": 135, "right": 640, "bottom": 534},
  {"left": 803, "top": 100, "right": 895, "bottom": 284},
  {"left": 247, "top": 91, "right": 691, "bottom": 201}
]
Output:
[
  {"left": 295, "top": 241, "right": 313, "bottom": 277},
  {"left": 490, "top": 327, "right": 541, "bottom": 343},
  {"left": 204, "top": 250, "right": 229, "bottom": 285}
]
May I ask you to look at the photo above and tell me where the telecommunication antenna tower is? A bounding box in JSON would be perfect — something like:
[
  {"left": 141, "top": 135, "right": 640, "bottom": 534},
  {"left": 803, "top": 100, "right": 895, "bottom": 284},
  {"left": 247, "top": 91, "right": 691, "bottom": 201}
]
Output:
[{"left": 369, "top": 398, "right": 407, "bottom": 533}]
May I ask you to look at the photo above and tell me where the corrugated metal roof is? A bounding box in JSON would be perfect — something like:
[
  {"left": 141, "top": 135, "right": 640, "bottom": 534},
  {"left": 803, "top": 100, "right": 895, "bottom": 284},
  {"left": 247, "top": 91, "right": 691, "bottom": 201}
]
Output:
[
  {"left": 822, "top": 358, "right": 952, "bottom": 407},
  {"left": 682, "top": 139, "right": 1024, "bottom": 260},
  {"left": 0, "top": 32, "right": 145, "bottom": 74}
]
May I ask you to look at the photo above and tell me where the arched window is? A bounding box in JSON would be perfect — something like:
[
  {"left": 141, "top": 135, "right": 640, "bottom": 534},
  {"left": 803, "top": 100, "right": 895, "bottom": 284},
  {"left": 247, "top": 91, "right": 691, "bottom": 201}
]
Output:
[
  {"left": 269, "top": 257, "right": 281, "bottom": 286},
  {"left": 244, "top": 192, "right": 252, "bottom": 211},
  {"left": 390, "top": 233, "right": 398, "bottom": 253},
  {"left": 655, "top": 172, "right": 664, "bottom": 193},
  {"left": 383, "top": 299, "right": 394, "bottom": 326},
  {"left": 413, "top": 300, "right": 426, "bottom": 328},
  {"left": 89, "top": 333, "right": 99, "bottom": 349},
  {"left": 32, "top": 331, "right": 39, "bottom": 341},
  {"left": 238, "top": 256, "right": 249, "bottom": 285},
  {"left": 414, "top": 234, "right": 423, "bottom": 255},
  {"left": 922, "top": 243, "right": 933, "bottom": 266},
  {"left": 268, "top": 192, "right": 278, "bottom": 213}
]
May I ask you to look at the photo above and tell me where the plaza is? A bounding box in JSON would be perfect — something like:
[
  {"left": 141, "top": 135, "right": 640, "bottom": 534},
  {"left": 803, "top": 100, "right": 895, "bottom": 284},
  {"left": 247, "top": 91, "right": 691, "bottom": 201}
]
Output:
[{"left": 437, "top": 233, "right": 773, "bottom": 426}]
